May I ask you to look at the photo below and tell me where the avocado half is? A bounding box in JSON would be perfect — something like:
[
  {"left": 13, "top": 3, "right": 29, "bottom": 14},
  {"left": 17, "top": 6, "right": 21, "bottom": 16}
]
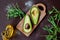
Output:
[
  {"left": 30, "top": 6, "right": 40, "bottom": 24},
  {"left": 23, "top": 15, "right": 32, "bottom": 33}
]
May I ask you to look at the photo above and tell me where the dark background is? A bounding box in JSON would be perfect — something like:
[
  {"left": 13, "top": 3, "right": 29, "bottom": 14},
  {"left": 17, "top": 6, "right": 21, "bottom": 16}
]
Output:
[{"left": 0, "top": 0, "right": 60, "bottom": 40}]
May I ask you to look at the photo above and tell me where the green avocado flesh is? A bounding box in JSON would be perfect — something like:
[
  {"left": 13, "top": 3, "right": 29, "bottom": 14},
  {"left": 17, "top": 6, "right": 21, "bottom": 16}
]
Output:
[
  {"left": 30, "top": 6, "right": 40, "bottom": 24},
  {"left": 23, "top": 15, "right": 32, "bottom": 33}
]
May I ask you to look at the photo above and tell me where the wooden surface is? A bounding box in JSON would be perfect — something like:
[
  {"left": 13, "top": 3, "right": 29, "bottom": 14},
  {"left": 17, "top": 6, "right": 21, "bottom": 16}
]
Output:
[{"left": 0, "top": 0, "right": 60, "bottom": 40}]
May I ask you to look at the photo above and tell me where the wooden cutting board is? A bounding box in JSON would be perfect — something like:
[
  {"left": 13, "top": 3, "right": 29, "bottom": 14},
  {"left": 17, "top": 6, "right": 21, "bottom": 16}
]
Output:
[{"left": 16, "top": 3, "right": 46, "bottom": 37}]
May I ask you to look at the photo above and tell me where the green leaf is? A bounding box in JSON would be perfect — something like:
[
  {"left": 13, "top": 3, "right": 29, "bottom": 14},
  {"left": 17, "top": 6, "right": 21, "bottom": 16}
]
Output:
[
  {"left": 53, "top": 35, "right": 57, "bottom": 40},
  {"left": 43, "top": 26, "right": 48, "bottom": 30},
  {"left": 48, "top": 16, "right": 57, "bottom": 28},
  {"left": 57, "top": 27, "right": 60, "bottom": 33},
  {"left": 46, "top": 35, "right": 53, "bottom": 40},
  {"left": 48, "top": 9, "right": 54, "bottom": 14},
  {"left": 43, "top": 26, "right": 53, "bottom": 34},
  {"left": 57, "top": 13, "right": 60, "bottom": 20},
  {"left": 53, "top": 6, "right": 59, "bottom": 13}
]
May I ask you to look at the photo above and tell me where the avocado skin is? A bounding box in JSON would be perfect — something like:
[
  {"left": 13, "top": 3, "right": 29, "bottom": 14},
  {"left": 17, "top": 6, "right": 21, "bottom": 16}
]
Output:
[
  {"left": 23, "top": 15, "right": 32, "bottom": 33},
  {"left": 30, "top": 6, "right": 40, "bottom": 24}
]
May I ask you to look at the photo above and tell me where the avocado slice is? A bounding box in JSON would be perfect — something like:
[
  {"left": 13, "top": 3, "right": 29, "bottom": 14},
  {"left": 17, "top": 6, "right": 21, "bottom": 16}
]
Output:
[
  {"left": 23, "top": 15, "right": 32, "bottom": 33},
  {"left": 30, "top": 6, "right": 40, "bottom": 24}
]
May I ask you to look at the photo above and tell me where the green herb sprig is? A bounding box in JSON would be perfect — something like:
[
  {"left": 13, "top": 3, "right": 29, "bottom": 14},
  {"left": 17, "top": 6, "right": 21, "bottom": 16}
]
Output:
[
  {"left": 48, "top": 7, "right": 60, "bottom": 21},
  {"left": 6, "top": 3, "right": 25, "bottom": 19},
  {"left": 43, "top": 7, "right": 60, "bottom": 40}
]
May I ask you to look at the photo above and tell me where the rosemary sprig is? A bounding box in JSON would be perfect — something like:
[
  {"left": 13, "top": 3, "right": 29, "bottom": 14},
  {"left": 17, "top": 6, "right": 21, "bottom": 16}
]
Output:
[
  {"left": 43, "top": 7, "right": 60, "bottom": 40},
  {"left": 6, "top": 3, "right": 25, "bottom": 19}
]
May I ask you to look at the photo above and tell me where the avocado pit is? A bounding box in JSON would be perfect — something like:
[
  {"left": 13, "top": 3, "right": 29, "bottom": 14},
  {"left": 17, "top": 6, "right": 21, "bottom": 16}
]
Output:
[{"left": 25, "top": 23, "right": 30, "bottom": 29}]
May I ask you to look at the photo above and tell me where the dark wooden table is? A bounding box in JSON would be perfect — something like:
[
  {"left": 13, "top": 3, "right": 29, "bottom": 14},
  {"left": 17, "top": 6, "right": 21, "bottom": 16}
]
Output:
[{"left": 0, "top": 0, "right": 60, "bottom": 40}]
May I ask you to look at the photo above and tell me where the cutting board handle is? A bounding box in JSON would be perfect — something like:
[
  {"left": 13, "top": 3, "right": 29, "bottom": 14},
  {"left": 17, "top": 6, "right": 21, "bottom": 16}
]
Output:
[{"left": 36, "top": 3, "right": 46, "bottom": 12}]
